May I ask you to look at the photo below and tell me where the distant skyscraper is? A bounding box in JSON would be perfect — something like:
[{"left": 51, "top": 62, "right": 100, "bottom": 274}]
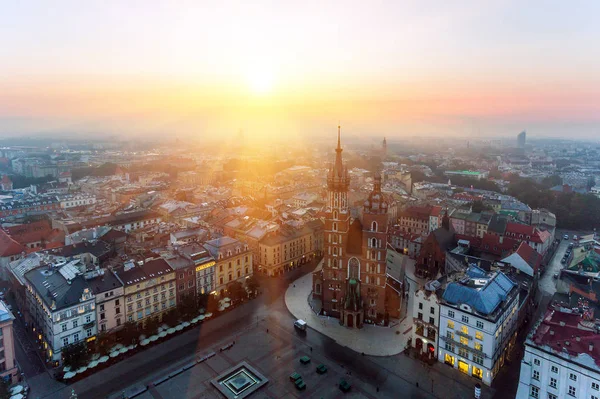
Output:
[
  {"left": 382, "top": 137, "right": 387, "bottom": 158},
  {"left": 517, "top": 130, "right": 526, "bottom": 148}
]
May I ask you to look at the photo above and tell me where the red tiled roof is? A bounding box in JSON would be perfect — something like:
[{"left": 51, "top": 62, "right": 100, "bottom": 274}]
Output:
[
  {"left": 480, "top": 233, "right": 520, "bottom": 256},
  {"left": 5, "top": 221, "right": 65, "bottom": 245},
  {"left": 505, "top": 222, "right": 535, "bottom": 236},
  {"left": 0, "top": 229, "right": 25, "bottom": 257},
  {"left": 515, "top": 242, "right": 542, "bottom": 273},
  {"left": 532, "top": 308, "right": 600, "bottom": 368},
  {"left": 532, "top": 229, "right": 552, "bottom": 244},
  {"left": 430, "top": 205, "right": 443, "bottom": 217},
  {"left": 1, "top": 175, "right": 11, "bottom": 184}
]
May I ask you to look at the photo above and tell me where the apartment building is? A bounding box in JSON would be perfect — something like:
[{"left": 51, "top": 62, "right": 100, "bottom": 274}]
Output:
[
  {"left": 87, "top": 269, "right": 124, "bottom": 333},
  {"left": 0, "top": 301, "right": 18, "bottom": 383},
  {"left": 24, "top": 260, "right": 97, "bottom": 364},
  {"left": 204, "top": 236, "right": 253, "bottom": 296},
  {"left": 412, "top": 279, "right": 444, "bottom": 360},
  {"left": 516, "top": 304, "right": 600, "bottom": 399},
  {"left": 438, "top": 266, "right": 519, "bottom": 386},
  {"left": 116, "top": 258, "right": 177, "bottom": 326}
]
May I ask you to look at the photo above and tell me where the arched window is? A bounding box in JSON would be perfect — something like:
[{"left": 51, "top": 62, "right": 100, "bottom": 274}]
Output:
[
  {"left": 371, "top": 237, "right": 377, "bottom": 248},
  {"left": 333, "top": 210, "right": 338, "bottom": 220},
  {"left": 332, "top": 222, "right": 337, "bottom": 232},
  {"left": 348, "top": 258, "right": 360, "bottom": 280},
  {"left": 371, "top": 221, "right": 377, "bottom": 232}
]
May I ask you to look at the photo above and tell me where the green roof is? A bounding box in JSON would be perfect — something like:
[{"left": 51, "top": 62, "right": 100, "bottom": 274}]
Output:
[{"left": 446, "top": 170, "right": 481, "bottom": 175}]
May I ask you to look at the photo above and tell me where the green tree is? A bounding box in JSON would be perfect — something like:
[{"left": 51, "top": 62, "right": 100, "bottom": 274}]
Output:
[
  {"left": 62, "top": 341, "right": 90, "bottom": 369},
  {"left": 227, "top": 281, "right": 246, "bottom": 303},
  {"left": 94, "top": 332, "right": 115, "bottom": 356},
  {"left": 143, "top": 316, "right": 160, "bottom": 336},
  {"left": 0, "top": 380, "right": 10, "bottom": 399},
  {"left": 541, "top": 175, "right": 562, "bottom": 188},
  {"left": 245, "top": 275, "right": 260, "bottom": 298},
  {"left": 117, "top": 321, "right": 140, "bottom": 345}
]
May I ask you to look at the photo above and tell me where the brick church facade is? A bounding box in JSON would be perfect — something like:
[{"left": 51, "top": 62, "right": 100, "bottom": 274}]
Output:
[{"left": 312, "top": 127, "right": 390, "bottom": 328}]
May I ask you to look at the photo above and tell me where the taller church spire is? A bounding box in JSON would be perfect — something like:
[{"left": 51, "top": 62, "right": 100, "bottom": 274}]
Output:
[{"left": 328, "top": 125, "right": 350, "bottom": 190}]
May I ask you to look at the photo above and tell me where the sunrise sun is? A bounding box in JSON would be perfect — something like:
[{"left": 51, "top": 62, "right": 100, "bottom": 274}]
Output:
[{"left": 246, "top": 67, "right": 275, "bottom": 95}]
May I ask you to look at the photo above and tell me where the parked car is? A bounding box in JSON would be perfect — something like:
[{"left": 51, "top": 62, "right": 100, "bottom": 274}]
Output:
[
  {"left": 564, "top": 234, "right": 569, "bottom": 240},
  {"left": 561, "top": 259, "right": 566, "bottom": 264},
  {"left": 553, "top": 273, "right": 559, "bottom": 279},
  {"left": 574, "top": 235, "right": 579, "bottom": 240}
]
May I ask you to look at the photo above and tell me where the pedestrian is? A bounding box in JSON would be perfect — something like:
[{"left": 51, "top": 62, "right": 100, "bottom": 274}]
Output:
[{"left": 266, "top": 328, "right": 269, "bottom": 333}]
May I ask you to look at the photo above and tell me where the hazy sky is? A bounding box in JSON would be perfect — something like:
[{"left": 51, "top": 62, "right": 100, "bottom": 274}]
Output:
[{"left": 1, "top": 0, "right": 599, "bottom": 140}]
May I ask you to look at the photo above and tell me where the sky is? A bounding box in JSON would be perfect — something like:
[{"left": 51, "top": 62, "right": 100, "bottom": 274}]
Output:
[{"left": 1, "top": 0, "right": 599, "bottom": 141}]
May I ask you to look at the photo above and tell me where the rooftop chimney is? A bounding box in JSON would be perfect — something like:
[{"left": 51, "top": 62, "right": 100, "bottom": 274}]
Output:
[{"left": 590, "top": 343, "right": 595, "bottom": 352}]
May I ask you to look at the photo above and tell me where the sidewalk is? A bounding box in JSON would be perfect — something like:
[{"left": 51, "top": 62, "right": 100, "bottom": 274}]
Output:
[{"left": 284, "top": 272, "right": 412, "bottom": 356}]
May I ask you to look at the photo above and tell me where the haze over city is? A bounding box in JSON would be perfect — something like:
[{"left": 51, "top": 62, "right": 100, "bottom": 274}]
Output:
[{"left": 1, "top": 0, "right": 599, "bottom": 140}]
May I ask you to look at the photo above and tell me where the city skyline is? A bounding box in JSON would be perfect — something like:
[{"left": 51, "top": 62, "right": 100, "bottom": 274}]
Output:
[{"left": 1, "top": 1, "right": 599, "bottom": 139}]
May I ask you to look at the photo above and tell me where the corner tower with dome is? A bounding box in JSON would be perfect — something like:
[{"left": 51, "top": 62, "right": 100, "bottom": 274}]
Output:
[{"left": 312, "top": 126, "right": 391, "bottom": 328}]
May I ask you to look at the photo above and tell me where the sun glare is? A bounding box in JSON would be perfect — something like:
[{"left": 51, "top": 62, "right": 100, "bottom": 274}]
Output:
[{"left": 246, "top": 68, "right": 275, "bottom": 95}]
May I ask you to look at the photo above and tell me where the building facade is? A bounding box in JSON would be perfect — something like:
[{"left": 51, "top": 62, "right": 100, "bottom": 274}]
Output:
[
  {"left": 204, "top": 237, "right": 253, "bottom": 296},
  {"left": 412, "top": 281, "right": 443, "bottom": 360},
  {"left": 516, "top": 304, "right": 600, "bottom": 399},
  {"left": 438, "top": 267, "right": 519, "bottom": 386},
  {"left": 0, "top": 301, "right": 18, "bottom": 383},
  {"left": 24, "top": 261, "right": 97, "bottom": 364},
  {"left": 117, "top": 258, "right": 177, "bottom": 326},
  {"left": 87, "top": 269, "right": 124, "bottom": 333}
]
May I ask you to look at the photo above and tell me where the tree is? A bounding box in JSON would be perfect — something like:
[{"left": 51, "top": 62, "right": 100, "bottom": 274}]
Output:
[
  {"left": 117, "top": 321, "right": 140, "bottom": 345},
  {"left": 541, "top": 175, "right": 562, "bottom": 188},
  {"left": 62, "top": 341, "right": 90, "bottom": 369},
  {"left": 245, "top": 275, "right": 260, "bottom": 298},
  {"left": 94, "top": 332, "right": 115, "bottom": 356},
  {"left": 0, "top": 380, "right": 10, "bottom": 399},
  {"left": 178, "top": 294, "right": 198, "bottom": 320},
  {"left": 227, "top": 281, "right": 246, "bottom": 303},
  {"left": 143, "top": 316, "right": 160, "bottom": 336},
  {"left": 206, "top": 294, "right": 219, "bottom": 313}
]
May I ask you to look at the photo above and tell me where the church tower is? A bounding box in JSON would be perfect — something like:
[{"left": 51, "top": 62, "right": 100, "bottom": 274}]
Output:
[
  {"left": 314, "top": 126, "right": 351, "bottom": 320},
  {"left": 382, "top": 137, "right": 387, "bottom": 159}
]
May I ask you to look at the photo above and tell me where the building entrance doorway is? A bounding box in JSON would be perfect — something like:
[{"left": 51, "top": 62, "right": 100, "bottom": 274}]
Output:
[{"left": 347, "top": 314, "right": 354, "bottom": 328}]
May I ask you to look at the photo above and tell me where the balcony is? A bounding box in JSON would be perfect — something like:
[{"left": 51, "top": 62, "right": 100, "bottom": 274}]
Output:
[
  {"left": 455, "top": 330, "right": 472, "bottom": 340},
  {"left": 83, "top": 320, "right": 95, "bottom": 329}
]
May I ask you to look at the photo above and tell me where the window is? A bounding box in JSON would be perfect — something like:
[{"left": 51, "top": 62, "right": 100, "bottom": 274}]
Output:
[
  {"left": 418, "top": 302, "right": 423, "bottom": 310},
  {"left": 62, "top": 323, "right": 67, "bottom": 332},
  {"left": 188, "top": 281, "right": 193, "bottom": 288},
  {"left": 73, "top": 320, "right": 78, "bottom": 328},
  {"left": 549, "top": 377, "right": 557, "bottom": 389},
  {"left": 461, "top": 326, "right": 468, "bottom": 335},
  {"left": 530, "top": 386, "right": 539, "bottom": 399},
  {"left": 533, "top": 358, "right": 541, "bottom": 366},
  {"left": 63, "top": 337, "right": 69, "bottom": 347},
  {"left": 551, "top": 365, "right": 558, "bottom": 373},
  {"left": 460, "top": 336, "right": 468, "bottom": 345},
  {"left": 458, "top": 348, "right": 468, "bottom": 358},
  {"left": 533, "top": 370, "right": 540, "bottom": 381},
  {"left": 115, "top": 299, "right": 120, "bottom": 306},
  {"left": 74, "top": 333, "right": 79, "bottom": 342},
  {"left": 86, "top": 328, "right": 92, "bottom": 338},
  {"left": 476, "top": 321, "right": 484, "bottom": 329},
  {"left": 418, "top": 313, "right": 423, "bottom": 320},
  {"left": 593, "top": 382, "right": 600, "bottom": 391},
  {"left": 474, "top": 342, "right": 482, "bottom": 351},
  {"left": 448, "top": 310, "right": 454, "bottom": 318},
  {"left": 548, "top": 395, "right": 557, "bottom": 399},
  {"left": 447, "top": 321, "right": 455, "bottom": 329},
  {"left": 473, "top": 354, "right": 483, "bottom": 365},
  {"left": 429, "top": 317, "right": 435, "bottom": 325},
  {"left": 85, "top": 314, "right": 91, "bottom": 323},
  {"left": 462, "top": 315, "right": 469, "bottom": 323},
  {"left": 430, "top": 307, "right": 435, "bottom": 314},
  {"left": 116, "top": 318, "right": 121, "bottom": 326},
  {"left": 100, "top": 313, "right": 106, "bottom": 320},
  {"left": 100, "top": 304, "right": 105, "bottom": 311},
  {"left": 569, "top": 373, "right": 577, "bottom": 382},
  {"left": 568, "top": 386, "right": 576, "bottom": 397},
  {"left": 475, "top": 331, "right": 483, "bottom": 340}
]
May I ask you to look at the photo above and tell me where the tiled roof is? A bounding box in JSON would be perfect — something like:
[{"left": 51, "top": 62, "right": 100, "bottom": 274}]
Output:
[{"left": 0, "top": 229, "right": 25, "bottom": 257}]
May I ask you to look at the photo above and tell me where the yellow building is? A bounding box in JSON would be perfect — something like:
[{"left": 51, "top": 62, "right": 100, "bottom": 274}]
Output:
[
  {"left": 116, "top": 258, "right": 177, "bottom": 326},
  {"left": 258, "top": 220, "right": 324, "bottom": 276},
  {"left": 204, "top": 237, "right": 254, "bottom": 296}
]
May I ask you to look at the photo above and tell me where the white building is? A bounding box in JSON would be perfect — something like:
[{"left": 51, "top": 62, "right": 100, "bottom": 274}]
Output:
[
  {"left": 87, "top": 269, "right": 124, "bottom": 333},
  {"left": 516, "top": 304, "right": 600, "bottom": 399},
  {"left": 57, "top": 193, "right": 97, "bottom": 209},
  {"left": 438, "top": 266, "right": 519, "bottom": 386},
  {"left": 24, "top": 260, "right": 97, "bottom": 364},
  {"left": 412, "top": 279, "right": 444, "bottom": 360}
]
